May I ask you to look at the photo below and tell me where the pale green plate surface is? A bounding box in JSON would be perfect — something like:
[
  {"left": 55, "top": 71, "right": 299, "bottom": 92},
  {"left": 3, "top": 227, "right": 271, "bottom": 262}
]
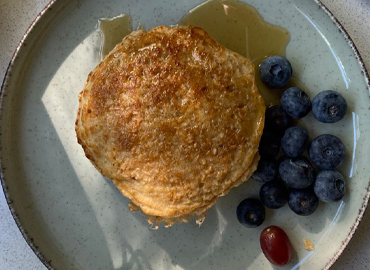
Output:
[{"left": 1, "top": 0, "right": 369, "bottom": 269}]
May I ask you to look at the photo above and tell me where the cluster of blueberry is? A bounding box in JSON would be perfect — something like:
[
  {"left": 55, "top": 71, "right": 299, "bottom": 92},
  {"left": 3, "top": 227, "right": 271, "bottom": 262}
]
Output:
[{"left": 237, "top": 56, "right": 348, "bottom": 228}]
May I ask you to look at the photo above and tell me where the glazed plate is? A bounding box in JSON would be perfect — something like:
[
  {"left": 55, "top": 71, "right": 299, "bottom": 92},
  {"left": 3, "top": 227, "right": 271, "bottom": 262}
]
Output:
[{"left": 1, "top": 0, "right": 370, "bottom": 269}]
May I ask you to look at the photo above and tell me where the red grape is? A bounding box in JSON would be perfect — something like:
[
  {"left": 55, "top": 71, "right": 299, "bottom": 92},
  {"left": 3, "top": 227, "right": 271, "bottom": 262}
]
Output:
[{"left": 260, "top": 225, "right": 293, "bottom": 266}]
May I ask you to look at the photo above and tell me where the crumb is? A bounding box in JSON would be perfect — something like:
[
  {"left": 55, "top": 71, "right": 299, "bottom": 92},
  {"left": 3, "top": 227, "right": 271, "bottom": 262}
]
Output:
[
  {"left": 303, "top": 238, "right": 315, "bottom": 251},
  {"left": 128, "top": 202, "right": 140, "bottom": 212}
]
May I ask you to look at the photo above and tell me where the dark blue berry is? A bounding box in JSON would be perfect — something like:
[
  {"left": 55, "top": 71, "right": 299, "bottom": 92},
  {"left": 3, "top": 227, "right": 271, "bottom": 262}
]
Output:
[
  {"left": 251, "top": 158, "right": 278, "bottom": 183},
  {"left": 281, "top": 126, "right": 309, "bottom": 158},
  {"left": 281, "top": 87, "right": 311, "bottom": 119},
  {"left": 279, "top": 157, "right": 315, "bottom": 189},
  {"left": 309, "top": 134, "right": 346, "bottom": 170},
  {"left": 259, "top": 132, "right": 281, "bottom": 158},
  {"left": 236, "top": 198, "right": 265, "bottom": 228},
  {"left": 312, "top": 90, "right": 347, "bottom": 123},
  {"left": 265, "top": 105, "right": 292, "bottom": 132},
  {"left": 288, "top": 187, "right": 319, "bottom": 216},
  {"left": 314, "top": 170, "right": 346, "bottom": 202},
  {"left": 259, "top": 56, "right": 292, "bottom": 88},
  {"left": 260, "top": 181, "right": 288, "bottom": 209}
]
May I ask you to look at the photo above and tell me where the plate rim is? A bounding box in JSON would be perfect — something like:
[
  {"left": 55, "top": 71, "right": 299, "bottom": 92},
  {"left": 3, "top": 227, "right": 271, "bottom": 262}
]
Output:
[
  {"left": 0, "top": 1, "right": 57, "bottom": 269},
  {"left": 311, "top": 2, "right": 370, "bottom": 267},
  {"left": 0, "top": 0, "right": 369, "bottom": 269}
]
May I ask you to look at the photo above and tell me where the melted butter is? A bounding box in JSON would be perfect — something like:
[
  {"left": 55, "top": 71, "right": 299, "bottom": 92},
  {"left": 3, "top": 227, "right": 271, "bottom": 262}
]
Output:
[{"left": 97, "top": 0, "right": 306, "bottom": 106}]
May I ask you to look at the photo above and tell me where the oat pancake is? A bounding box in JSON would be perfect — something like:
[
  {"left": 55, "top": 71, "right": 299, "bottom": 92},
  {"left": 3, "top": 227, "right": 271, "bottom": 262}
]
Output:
[{"left": 75, "top": 25, "right": 265, "bottom": 226}]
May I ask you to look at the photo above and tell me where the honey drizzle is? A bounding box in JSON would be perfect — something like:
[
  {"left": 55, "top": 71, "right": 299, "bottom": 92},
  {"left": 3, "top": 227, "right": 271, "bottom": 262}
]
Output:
[{"left": 179, "top": 0, "right": 291, "bottom": 106}]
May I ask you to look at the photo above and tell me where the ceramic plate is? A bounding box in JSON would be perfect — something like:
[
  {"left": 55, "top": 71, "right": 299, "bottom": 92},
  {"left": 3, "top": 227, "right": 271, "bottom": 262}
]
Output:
[{"left": 1, "top": 0, "right": 370, "bottom": 269}]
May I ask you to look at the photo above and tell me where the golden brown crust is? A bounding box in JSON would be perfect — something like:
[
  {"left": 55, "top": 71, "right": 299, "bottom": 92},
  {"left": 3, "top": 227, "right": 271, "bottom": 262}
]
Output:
[{"left": 75, "top": 25, "right": 265, "bottom": 225}]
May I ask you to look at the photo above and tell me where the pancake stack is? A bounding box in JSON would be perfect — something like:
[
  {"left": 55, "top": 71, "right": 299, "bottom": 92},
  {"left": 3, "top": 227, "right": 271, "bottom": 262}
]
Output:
[{"left": 75, "top": 25, "right": 265, "bottom": 227}]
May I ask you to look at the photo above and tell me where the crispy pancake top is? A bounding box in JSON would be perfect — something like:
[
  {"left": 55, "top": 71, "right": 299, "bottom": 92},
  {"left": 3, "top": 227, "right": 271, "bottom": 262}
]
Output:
[{"left": 76, "top": 25, "right": 265, "bottom": 224}]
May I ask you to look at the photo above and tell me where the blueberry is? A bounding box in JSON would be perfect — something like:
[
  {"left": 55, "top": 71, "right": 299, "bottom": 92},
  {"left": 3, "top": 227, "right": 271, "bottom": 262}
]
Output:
[
  {"left": 281, "top": 87, "right": 312, "bottom": 119},
  {"left": 236, "top": 198, "right": 265, "bottom": 228},
  {"left": 312, "top": 90, "right": 347, "bottom": 123},
  {"left": 259, "top": 132, "right": 281, "bottom": 158},
  {"left": 309, "top": 134, "right": 346, "bottom": 170},
  {"left": 265, "top": 105, "right": 292, "bottom": 132},
  {"left": 281, "top": 126, "right": 309, "bottom": 158},
  {"left": 260, "top": 181, "right": 288, "bottom": 209},
  {"left": 288, "top": 187, "right": 319, "bottom": 216},
  {"left": 314, "top": 170, "right": 346, "bottom": 202},
  {"left": 251, "top": 158, "right": 278, "bottom": 183},
  {"left": 259, "top": 56, "right": 292, "bottom": 88},
  {"left": 279, "top": 157, "right": 315, "bottom": 189}
]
